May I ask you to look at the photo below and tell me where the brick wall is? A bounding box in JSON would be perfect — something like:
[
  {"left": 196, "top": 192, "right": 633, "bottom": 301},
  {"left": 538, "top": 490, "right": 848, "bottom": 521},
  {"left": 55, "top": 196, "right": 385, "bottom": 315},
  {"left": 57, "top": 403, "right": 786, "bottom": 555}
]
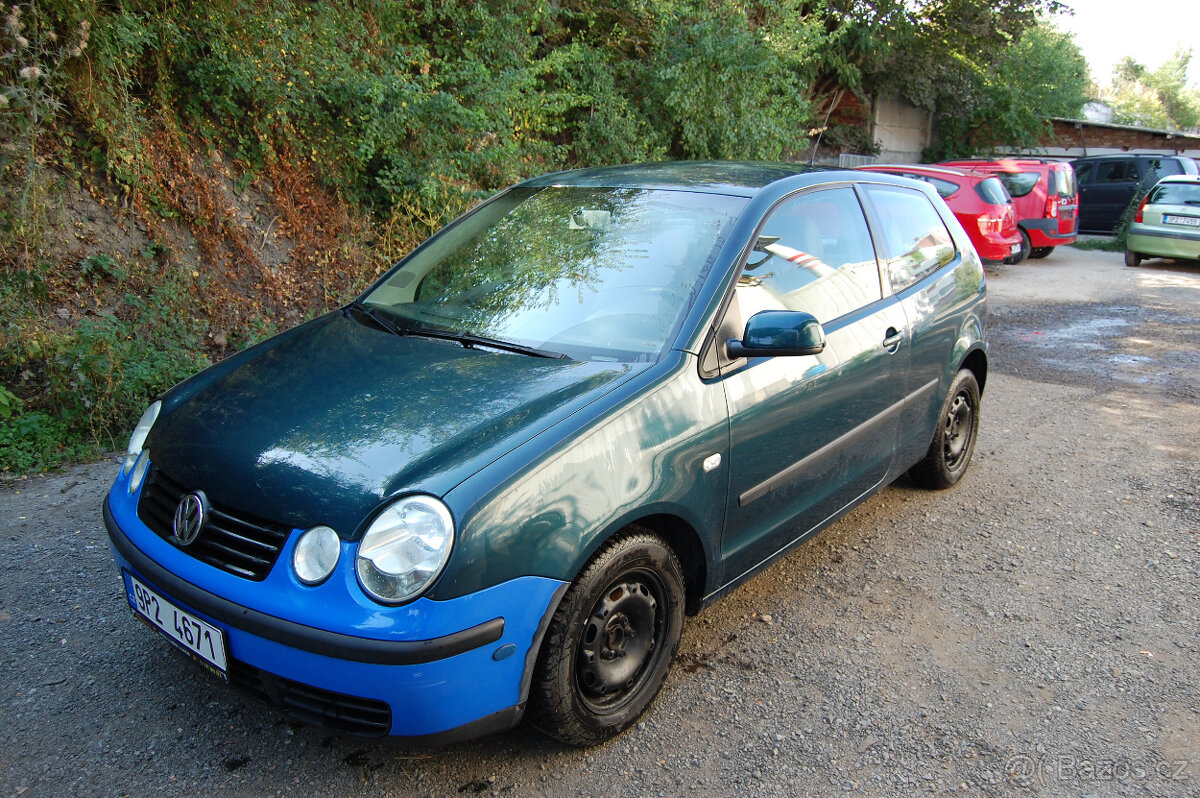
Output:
[{"left": 1030, "top": 119, "right": 1200, "bottom": 158}]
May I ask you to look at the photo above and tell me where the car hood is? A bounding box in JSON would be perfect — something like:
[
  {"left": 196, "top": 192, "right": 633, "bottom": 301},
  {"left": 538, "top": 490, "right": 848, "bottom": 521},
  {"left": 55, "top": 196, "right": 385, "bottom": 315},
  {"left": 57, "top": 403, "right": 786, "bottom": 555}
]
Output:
[{"left": 148, "top": 311, "right": 640, "bottom": 537}]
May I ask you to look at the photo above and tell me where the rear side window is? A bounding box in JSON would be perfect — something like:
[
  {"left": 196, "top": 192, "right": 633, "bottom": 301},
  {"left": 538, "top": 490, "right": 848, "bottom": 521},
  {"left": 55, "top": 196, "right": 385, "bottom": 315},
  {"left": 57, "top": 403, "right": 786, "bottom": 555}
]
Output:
[
  {"left": 974, "top": 177, "right": 1011, "bottom": 206},
  {"left": 909, "top": 175, "right": 960, "bottom": 199},
  {"left": 1148, "top": 182, "right": 1200, "bottom": 205},
  {"left": 996, "top": 171, "right": 1040, "bottom": 197},
  {"left": 874, "top": 171, "right": 959, "bottom": 199},
  {"left": 1146, "top": 158, "right": 1184, "bottom": 178},
  {"left": 1074, "top": 162, "right": 1095, "bottom": 184},
  {"left": 1096, "top": 160, "right": 1135, "bottom": 183},
  {"left": 863, "top": 185, "right": 957, "bottom": 292}
]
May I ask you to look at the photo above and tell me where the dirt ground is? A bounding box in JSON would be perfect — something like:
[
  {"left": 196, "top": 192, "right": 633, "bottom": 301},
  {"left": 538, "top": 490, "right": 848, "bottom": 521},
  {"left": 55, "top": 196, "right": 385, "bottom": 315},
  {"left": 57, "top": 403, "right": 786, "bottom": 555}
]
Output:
[{"left": 1, "top": 246, "right": 1198, "bottom": 797}]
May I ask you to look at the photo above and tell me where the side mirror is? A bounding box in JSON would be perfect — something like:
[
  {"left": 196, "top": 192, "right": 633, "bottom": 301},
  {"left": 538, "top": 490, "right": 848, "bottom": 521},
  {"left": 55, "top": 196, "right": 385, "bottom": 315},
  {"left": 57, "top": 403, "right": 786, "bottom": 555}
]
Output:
[{"left": 726, "top": 310, "right": 826, "bottom": 358}]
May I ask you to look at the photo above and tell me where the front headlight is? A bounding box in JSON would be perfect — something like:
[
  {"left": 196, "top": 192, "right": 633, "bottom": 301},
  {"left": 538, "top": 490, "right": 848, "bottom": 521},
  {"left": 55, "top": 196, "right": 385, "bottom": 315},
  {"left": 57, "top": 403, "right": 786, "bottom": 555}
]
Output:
[
  {"left": 293, "top": 525, "right": 341, "bottom": 585},
  {"left": 356, "top": 495, "right": 454, "bottom": 604},
  {"left": 122, "top": 401, "right": 161, "bottom": 476}
]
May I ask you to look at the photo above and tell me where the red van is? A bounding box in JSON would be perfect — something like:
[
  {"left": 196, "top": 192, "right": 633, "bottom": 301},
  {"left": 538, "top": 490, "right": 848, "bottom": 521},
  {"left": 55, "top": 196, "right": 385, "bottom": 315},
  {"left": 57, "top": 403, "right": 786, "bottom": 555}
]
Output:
[
  {"left": 939, "top": 159, "right": 1078, "bottom": 262},
  {"left": 858, "top": 164, "right": 1021, "bottom": 263}
]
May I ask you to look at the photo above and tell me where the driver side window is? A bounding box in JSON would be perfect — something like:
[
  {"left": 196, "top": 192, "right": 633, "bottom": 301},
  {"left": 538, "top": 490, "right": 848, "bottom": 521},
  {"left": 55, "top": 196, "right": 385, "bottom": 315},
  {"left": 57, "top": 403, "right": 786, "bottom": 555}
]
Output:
[{"left": 738, "top": 187, "right": 882, "bottom": 324}]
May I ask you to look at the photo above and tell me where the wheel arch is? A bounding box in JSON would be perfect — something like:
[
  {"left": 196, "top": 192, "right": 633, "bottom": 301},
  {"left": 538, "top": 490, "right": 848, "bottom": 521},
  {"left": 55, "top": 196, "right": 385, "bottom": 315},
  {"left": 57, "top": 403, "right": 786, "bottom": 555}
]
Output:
[
  {"left": 624, "top": 514, "right": 709, "bottom": 616},
  {"left": 960, "top": 346, "right": 988, "bottom": 396},
  {"left": 555, "top": 511, "right": 711, "bottom": 618}
]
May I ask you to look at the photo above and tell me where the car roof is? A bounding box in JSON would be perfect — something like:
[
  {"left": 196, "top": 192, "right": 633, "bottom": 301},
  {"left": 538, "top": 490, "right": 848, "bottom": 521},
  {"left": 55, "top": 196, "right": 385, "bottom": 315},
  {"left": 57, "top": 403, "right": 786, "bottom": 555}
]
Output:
[
  {"left": 1073, "top": 153, "right": 1189, "bottom": 161},
  {"left": 859, "top": 164, "right": 991, "bottom": 181},
  {"left": 519, "top": 161, "right": 836, "bottom": 197},
  {"left": 1156, "top": 174, "right": 1200, "bottom": 183},
  {"left": 942, "top": 158, "right": 1068, "bottom": 170}
]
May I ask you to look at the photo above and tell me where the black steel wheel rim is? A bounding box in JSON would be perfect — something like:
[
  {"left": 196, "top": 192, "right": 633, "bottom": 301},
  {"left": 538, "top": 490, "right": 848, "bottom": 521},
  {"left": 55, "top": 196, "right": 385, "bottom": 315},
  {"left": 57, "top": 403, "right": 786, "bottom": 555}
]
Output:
[
  {"left": 943, "top": 391, "right": 974, "bottom": 470},
  {"left": 575, "top": 569, "right": 667, "bottom": 713}
]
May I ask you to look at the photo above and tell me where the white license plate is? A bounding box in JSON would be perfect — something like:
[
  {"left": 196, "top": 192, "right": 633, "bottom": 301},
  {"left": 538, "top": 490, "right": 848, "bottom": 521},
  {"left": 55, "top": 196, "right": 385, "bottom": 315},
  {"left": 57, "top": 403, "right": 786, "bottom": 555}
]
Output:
[
  {"left": 125, "top": 572, "right": 228, "bottom": 676},
  {"left": 1011, "top": 243, "right": 1022, "bottom": 254},
  {"left": 1163, "top": 214, "right": 1200, "bottom": 227}
]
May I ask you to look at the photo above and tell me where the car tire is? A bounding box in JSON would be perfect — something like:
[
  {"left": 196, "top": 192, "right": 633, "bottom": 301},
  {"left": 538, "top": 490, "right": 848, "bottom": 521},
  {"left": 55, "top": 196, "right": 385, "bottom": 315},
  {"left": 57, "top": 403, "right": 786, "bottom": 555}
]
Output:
[
  {"left": 1029, "top": 246, "right": 1053, "bottom": 259},
  {"left": 529, "top": 531, "right": 685, "bottom": 746},
  {"left": 1124, "top": 250, "right": 1142, "bottom": 268},
  {"left": 909, "top": 369, "right": 981, "bottom": 490},
  {"left": 1005, "top": 229, "right": 1031, "bottom": 265}
]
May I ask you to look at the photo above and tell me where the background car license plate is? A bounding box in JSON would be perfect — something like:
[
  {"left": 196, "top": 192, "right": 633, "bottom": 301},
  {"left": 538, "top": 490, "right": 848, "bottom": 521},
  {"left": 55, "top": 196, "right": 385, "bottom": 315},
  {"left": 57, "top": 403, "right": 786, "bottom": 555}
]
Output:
[
  {"left": 1163, "top": 214, "right": 1200, "bottom": 227},
  {"left": 124, "top": 572, "right": 228, "bottom": 675}
]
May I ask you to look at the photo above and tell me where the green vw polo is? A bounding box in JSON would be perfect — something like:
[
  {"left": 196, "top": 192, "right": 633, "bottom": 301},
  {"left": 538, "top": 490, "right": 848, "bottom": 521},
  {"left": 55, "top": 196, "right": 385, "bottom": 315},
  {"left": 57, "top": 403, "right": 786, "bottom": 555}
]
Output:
[{"left": 104, "top": 162, "right": 988, "bottom": 746}]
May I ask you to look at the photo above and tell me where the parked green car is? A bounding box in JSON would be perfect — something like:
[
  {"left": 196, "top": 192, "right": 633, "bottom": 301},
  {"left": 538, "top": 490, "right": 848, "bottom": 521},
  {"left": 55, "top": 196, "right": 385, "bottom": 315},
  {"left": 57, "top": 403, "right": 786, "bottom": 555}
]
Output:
[
  {"left": 1126, "top": 175, "right": 1200, "bottom": 267},
  {"left": 105, "top": 162, "right": 988, "bottom": 746}
]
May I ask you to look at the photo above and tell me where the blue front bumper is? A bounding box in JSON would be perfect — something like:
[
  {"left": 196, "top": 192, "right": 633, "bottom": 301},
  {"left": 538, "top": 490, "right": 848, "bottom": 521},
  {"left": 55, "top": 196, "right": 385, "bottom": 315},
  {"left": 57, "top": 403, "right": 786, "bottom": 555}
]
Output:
[{"left": 104, "top": 467, "right": 567, "bottom": 741}]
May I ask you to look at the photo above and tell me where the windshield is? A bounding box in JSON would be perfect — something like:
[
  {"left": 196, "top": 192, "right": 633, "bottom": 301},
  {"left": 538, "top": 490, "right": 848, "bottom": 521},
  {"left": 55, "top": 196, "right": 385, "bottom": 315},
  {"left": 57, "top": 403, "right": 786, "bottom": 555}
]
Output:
[
  {"left": 1148, "top": 182, "right": 1200, "bottom": 206},
  {"left": 360, "top": 186, "right": 747, "bottom": 362}
]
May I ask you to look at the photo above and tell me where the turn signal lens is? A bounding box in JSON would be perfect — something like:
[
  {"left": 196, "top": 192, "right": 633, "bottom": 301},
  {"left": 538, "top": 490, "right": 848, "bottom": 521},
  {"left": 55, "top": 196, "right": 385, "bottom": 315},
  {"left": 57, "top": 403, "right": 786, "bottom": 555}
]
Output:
[
  {"left": 128, "top": 449, "right": 151, "bottom": 495},
  {"left": 123, "top": 401, "right": 161, "bottom": 476}
]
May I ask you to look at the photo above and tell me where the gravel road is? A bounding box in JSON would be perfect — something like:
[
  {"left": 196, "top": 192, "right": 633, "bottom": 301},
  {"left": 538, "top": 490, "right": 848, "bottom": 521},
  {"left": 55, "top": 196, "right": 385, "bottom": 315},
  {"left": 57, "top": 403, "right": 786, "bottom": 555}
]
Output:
[{"left": 2, "top": 246, "right": 1198, "bottom": 798}]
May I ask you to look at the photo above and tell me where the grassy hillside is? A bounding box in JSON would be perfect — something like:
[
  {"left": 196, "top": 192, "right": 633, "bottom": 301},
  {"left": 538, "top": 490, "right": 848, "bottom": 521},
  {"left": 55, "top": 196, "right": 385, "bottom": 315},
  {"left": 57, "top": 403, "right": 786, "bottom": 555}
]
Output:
[
  {"left": 1, "top": 0, "right": 1062, "bottom": 472},
  {"left": 0, "top": 0, "right": 834, "bottom": 472}
]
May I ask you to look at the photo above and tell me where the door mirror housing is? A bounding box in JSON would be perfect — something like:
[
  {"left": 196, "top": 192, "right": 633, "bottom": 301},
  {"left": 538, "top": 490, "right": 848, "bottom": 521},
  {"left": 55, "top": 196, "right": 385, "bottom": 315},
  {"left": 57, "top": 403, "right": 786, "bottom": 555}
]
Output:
[{"left": 726, "top": 310, "right": 826, "bottom": 358}]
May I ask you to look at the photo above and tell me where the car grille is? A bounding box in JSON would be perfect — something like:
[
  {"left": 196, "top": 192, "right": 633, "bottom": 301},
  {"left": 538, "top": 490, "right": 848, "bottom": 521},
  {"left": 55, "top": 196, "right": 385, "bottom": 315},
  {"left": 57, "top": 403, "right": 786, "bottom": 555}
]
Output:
[
  {"left": 228, "top": 660, "right": 392, "bottom": 737},
  {"left": 137, "top": 465, "right": 291, "bottom": 581}
]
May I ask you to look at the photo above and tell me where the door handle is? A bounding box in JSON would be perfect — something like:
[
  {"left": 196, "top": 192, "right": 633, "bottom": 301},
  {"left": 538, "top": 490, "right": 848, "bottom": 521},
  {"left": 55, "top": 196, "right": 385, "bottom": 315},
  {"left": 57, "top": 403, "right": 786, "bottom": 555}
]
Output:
[{"left": 882, "top": 327, "right": 904, "bottom": 352}]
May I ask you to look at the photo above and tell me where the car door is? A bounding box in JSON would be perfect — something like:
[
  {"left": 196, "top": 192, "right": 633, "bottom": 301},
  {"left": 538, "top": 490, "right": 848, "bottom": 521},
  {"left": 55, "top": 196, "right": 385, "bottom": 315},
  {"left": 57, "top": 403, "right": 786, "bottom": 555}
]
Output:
[
  {"left": 1080, "top": 158, "right": 1137, "bottom": 232},
  {"left": 716, "top": 185, "right": 909, "bottom": 582},
  {"left": 859, "top": 183, "right": 976, "bottom": 466}
]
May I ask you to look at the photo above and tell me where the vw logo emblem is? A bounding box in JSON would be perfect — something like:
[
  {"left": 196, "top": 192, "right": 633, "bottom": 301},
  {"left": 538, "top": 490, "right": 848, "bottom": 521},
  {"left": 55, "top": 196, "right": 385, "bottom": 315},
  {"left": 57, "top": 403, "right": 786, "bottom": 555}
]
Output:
[{"left": 173, "top": 491, "right": 208, "bottom": 547}]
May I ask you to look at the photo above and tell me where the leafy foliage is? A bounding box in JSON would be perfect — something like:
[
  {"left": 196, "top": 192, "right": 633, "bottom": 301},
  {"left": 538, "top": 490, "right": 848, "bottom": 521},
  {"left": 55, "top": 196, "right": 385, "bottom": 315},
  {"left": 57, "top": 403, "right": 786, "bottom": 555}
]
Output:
[
  {"left": 893, "top": 15, "right": 1089, "bottom": 159},
  {"left": 1, "top": 0, "right": 1066, "bottom": 471},
  {"left": 1107, "top": 50, "right": 1200, "bottom": 131}
]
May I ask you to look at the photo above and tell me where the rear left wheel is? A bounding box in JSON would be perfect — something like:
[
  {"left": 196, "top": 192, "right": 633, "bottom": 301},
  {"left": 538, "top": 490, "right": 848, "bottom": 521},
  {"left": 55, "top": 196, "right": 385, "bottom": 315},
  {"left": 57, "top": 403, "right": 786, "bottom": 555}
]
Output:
[
  {"left": 909, "top": 369, "right": 981, "bottom": 489},
  {"left": 529, "top": 531, "right": 685, "bottom": 746},
  {"left": 1029, "top": 246, "right": 1053, "bottom": 259},
  {"left": 1124, "top": 250, "right": 1142, "bottom": 268}
]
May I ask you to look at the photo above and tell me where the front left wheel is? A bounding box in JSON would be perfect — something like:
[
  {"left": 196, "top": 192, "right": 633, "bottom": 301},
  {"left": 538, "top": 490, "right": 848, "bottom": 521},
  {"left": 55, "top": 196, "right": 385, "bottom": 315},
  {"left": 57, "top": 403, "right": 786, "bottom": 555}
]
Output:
[{"left": 529, "top": 531, "right": 685, "bottom": 746}]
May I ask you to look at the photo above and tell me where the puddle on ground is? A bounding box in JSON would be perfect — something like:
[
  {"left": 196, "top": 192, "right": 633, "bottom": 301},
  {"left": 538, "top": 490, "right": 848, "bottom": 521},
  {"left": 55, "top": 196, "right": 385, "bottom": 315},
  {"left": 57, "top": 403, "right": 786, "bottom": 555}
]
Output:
[{"left": 992, "top": 304, "right": 1200, "bottom": 399}]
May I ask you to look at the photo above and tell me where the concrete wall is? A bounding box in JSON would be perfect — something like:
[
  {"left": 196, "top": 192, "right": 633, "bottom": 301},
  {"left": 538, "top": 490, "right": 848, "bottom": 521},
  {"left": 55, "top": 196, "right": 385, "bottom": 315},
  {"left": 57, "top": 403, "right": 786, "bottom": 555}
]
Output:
[{"left": 872, "top": 98, "right": 931, "bottom": 164}]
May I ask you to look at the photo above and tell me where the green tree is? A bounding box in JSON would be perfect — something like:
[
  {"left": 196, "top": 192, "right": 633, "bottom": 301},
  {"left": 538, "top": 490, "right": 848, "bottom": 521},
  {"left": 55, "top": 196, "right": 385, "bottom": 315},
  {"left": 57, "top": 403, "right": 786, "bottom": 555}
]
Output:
[
  {"left": 1108, "top": 50, "right": 1200, "bottom": 130},
  {"left": 874, "top": 10, "right": 1087, "bottom": 159}
]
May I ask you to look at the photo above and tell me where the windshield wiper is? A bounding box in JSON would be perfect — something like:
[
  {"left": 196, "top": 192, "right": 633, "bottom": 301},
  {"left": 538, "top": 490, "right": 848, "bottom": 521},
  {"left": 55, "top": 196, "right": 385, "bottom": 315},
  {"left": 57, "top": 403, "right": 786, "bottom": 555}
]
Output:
[
  {"left": 349, "top": 300, "right": 407, "bottom": 337},
  {"left": 349, "top": 302, "right": 568, "bottom": 360},
  {"left": 404, "top": 327, "right": 570, "bottom": 360}
]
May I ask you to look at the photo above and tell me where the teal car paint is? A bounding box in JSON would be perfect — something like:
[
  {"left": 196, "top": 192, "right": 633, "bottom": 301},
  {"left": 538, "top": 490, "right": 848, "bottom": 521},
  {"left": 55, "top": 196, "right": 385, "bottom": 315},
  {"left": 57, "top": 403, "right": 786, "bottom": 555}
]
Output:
[
  {"left": 104, "top": 162, "right": 987, "bottom": 746},
  {"left": 147, "top": 310, "right": 643, "bottom": 539}
]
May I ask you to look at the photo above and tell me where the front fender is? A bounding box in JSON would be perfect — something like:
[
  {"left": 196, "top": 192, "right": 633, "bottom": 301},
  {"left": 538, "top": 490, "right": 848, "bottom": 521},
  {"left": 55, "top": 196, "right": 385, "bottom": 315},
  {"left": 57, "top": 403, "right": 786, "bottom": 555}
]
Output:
[{"left": 432, "top": 353, "right": 728, "bottom": 600}]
